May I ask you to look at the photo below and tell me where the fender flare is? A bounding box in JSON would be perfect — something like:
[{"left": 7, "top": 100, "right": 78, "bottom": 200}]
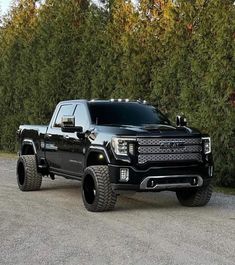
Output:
[
  {"left": 21, "top": 139, "right": 37, "bottom": 155},
  {"left": 85, "top": 146, "right": 111, "bottom": 168}
]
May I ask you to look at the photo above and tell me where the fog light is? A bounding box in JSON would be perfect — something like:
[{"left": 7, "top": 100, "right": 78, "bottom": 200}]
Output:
[
  {"left": 120, "top": 168, "right": 129, "bottom": 182},
  {"left": 98, "top": 154, "right": 104, "bottom": 160}
]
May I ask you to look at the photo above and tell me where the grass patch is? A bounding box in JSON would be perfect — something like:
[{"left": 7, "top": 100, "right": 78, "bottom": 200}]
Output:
[
  {"left": 0, "top": 151, "right": 18, "bottom": 159},
  {"left": 214, "top": 186, "right": 235, "bottom": 195}
]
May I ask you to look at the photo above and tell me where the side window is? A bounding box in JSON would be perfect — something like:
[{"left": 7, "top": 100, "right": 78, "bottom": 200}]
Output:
[
  {"left": 54, "top": 104, "right": 74, "bottom": 127},
  {"left": 74, "top": 104, "right": 89, "bottom": 130}
]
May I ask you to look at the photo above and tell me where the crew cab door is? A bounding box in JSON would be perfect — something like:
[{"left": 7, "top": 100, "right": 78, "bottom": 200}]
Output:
[
  {"left": 61, "top": 103, "right": 90, "bottom": 177},
  {"left": 45, "top": 103, "right": 76, "bottom": 172}
]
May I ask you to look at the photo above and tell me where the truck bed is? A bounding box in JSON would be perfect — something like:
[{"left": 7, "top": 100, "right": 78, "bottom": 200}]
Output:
[
  {"left": 19, "top": 125, "right": 48, "bottom": 134},
  {"left": 19, "top": 125, "right": 48, "bottom": 143}
]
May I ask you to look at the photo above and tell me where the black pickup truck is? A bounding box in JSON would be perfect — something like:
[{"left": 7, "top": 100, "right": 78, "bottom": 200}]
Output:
[{"left": 17, "top": 99, "right": 213, "bottom": 212}]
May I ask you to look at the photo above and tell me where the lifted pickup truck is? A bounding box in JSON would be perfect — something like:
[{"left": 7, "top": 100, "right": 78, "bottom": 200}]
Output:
[{"left": 17, "top": 99, "right": 213, "bottom": 212}]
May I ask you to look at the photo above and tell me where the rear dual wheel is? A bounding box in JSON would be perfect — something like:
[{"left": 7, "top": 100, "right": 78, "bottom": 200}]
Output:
[{"left": 17, "top": 155, "right": 42, "bottom": 191}]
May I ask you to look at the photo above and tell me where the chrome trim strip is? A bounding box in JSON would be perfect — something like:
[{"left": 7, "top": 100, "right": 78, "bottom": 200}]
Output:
[{"left": 140, "top": 175, "right": 203, "bottom": 190}]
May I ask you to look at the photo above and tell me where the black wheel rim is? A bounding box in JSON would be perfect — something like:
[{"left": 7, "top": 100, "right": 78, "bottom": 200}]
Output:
[
  {"left": 83, "top": 174, "right": 96, "bottom": 204},
  {"left": 18, "top": 162, "right": 25, "bottom": 186},
  {"left": 179, "top": 189, "right": 196, "bottom": 199}
]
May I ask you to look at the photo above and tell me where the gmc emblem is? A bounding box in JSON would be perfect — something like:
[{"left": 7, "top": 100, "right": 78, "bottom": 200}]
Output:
[{"left": 160, "top": 141, "right": 185, "bottom": 149}]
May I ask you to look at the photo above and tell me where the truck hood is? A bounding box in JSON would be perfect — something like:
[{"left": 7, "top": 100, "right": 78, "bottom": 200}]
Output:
[{"left": 94, "top": 124, "right": 201, "bottom": 142}]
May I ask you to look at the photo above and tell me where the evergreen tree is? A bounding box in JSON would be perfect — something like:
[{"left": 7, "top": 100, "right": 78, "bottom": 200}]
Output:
[{"left": 0, "top": 0, "right": 234, "bottom": 185}]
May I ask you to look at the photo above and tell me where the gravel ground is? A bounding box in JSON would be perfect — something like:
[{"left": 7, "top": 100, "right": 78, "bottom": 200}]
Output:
[{"left": 0, "top": 158, "right": 234, "bottom": 265}]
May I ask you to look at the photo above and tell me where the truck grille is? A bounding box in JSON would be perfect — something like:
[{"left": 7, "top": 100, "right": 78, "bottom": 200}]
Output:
[
  {"left": 138, "top": 138, "right": 201, "bottom": 146},
  {"left": 137, "top": 137, "right": 202, "bottom": 164},
  {"left": 139, "top": 145, "right": 201, "bottom": 154}
]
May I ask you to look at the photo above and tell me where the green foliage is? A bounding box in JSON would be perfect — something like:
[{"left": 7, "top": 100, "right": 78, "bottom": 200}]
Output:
[{"left": 0, "top": 0, "right": 234, "bottom": 186}]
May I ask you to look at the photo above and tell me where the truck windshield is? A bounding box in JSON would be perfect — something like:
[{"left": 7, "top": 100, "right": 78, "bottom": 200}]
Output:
[{"left": 88, "top": 102, "right": 170, "bottom": 126}]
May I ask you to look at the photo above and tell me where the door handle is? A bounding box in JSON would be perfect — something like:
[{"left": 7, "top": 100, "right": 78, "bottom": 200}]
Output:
[
  {"left": 63, "top": 135, "right": 70, "bottom": 139},
  {"left": 46, "top": 134, "right": 52, "bottom": 138}
]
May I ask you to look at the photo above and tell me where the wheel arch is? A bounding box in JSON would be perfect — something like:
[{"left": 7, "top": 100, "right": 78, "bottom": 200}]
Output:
[
  {"left": 85, "top": 147, "right": 110, "bottom": 168},
  {"left": 21, "top": 139, "right": 37, "bottom": 155}
]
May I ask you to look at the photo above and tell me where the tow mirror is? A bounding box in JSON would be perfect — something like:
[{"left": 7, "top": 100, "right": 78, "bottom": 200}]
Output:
[
  {"left": 176, "top": 115, "right": 187, "bottom": 127},
  {"left": 61, "top": 115, "right": 83, "bottom": 133},
  {"left": 61, "top": 115, "right": 75, "bottom": 127}
]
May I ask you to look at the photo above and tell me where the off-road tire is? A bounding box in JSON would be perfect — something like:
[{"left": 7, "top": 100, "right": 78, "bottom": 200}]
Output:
[
  {"left": 176, "top": 183, "right": 213, "bottom": 207},
  {"left": 82, "top": 166, "right": 117, "bottom": 212},
  {"left": 17, "top": 155, "right": 42, "bottom": 191}
]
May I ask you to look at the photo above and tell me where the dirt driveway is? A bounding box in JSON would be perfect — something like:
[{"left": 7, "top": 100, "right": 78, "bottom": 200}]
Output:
[{"left": 0, "top": 158, "right": 234, "bottom": 265}]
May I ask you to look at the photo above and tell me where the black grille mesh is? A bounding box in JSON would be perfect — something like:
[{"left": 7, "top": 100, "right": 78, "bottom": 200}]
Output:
[
  {"left": 138, "top": 153, "right": 202, "bottom": 164},
  {"left": 138, "top": 138, "right": 202, "bottom": 146},
  {"left": 137, "top": 137, "right": 202, "bottom": 164},
  {"left": 138, "top": 145, "right": 202, "bottom": 154}
]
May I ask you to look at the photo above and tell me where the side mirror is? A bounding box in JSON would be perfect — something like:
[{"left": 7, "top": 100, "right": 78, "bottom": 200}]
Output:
[
  {"left": 61, "top": 115, "right": 83, "bottom": 133},
  {"left": 176, "top": 115, "right": 187, "bottom": 127}
]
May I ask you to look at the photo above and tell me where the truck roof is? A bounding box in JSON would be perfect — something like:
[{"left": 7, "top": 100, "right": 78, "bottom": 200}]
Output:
[{"left": 59, "top": 99, "right": 148, "bottom": 104}]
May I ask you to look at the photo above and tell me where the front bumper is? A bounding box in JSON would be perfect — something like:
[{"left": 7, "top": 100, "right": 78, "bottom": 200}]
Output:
[{"left": 109, "top": 164, "right": 213, "bottom": 192}]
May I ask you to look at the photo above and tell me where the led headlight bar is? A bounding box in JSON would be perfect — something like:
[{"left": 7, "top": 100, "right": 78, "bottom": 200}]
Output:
[{"left": 111, "top": 137, "right": 135, "bottom": 156}]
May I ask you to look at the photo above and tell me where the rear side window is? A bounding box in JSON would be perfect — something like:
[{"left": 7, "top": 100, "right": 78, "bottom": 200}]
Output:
[{"left": 54, "top": 104, "right": 74, "bottom": 127}]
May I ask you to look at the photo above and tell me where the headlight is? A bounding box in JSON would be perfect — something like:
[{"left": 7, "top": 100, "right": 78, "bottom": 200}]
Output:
[
  {"left": 202, "top": 137, "right": 211, "bottom": 154},
  {"left": 111, "top": 137, "right": 135, "bottom": 156},
  {"left": 111, "top": 138, "right": 128, "bottom": 156}
]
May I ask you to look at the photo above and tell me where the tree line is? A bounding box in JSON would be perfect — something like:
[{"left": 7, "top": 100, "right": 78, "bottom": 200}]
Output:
[{"left": 0, "top": 0, "right": 234, "bottom": 186}]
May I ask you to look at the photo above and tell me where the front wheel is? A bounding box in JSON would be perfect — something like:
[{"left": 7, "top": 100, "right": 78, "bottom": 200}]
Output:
[
  {"left": 176, "top": 183, "right": 213, "bottom": 207},
  {"left": 82, "top": 166, "right": 117, "bottom": 212}
]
